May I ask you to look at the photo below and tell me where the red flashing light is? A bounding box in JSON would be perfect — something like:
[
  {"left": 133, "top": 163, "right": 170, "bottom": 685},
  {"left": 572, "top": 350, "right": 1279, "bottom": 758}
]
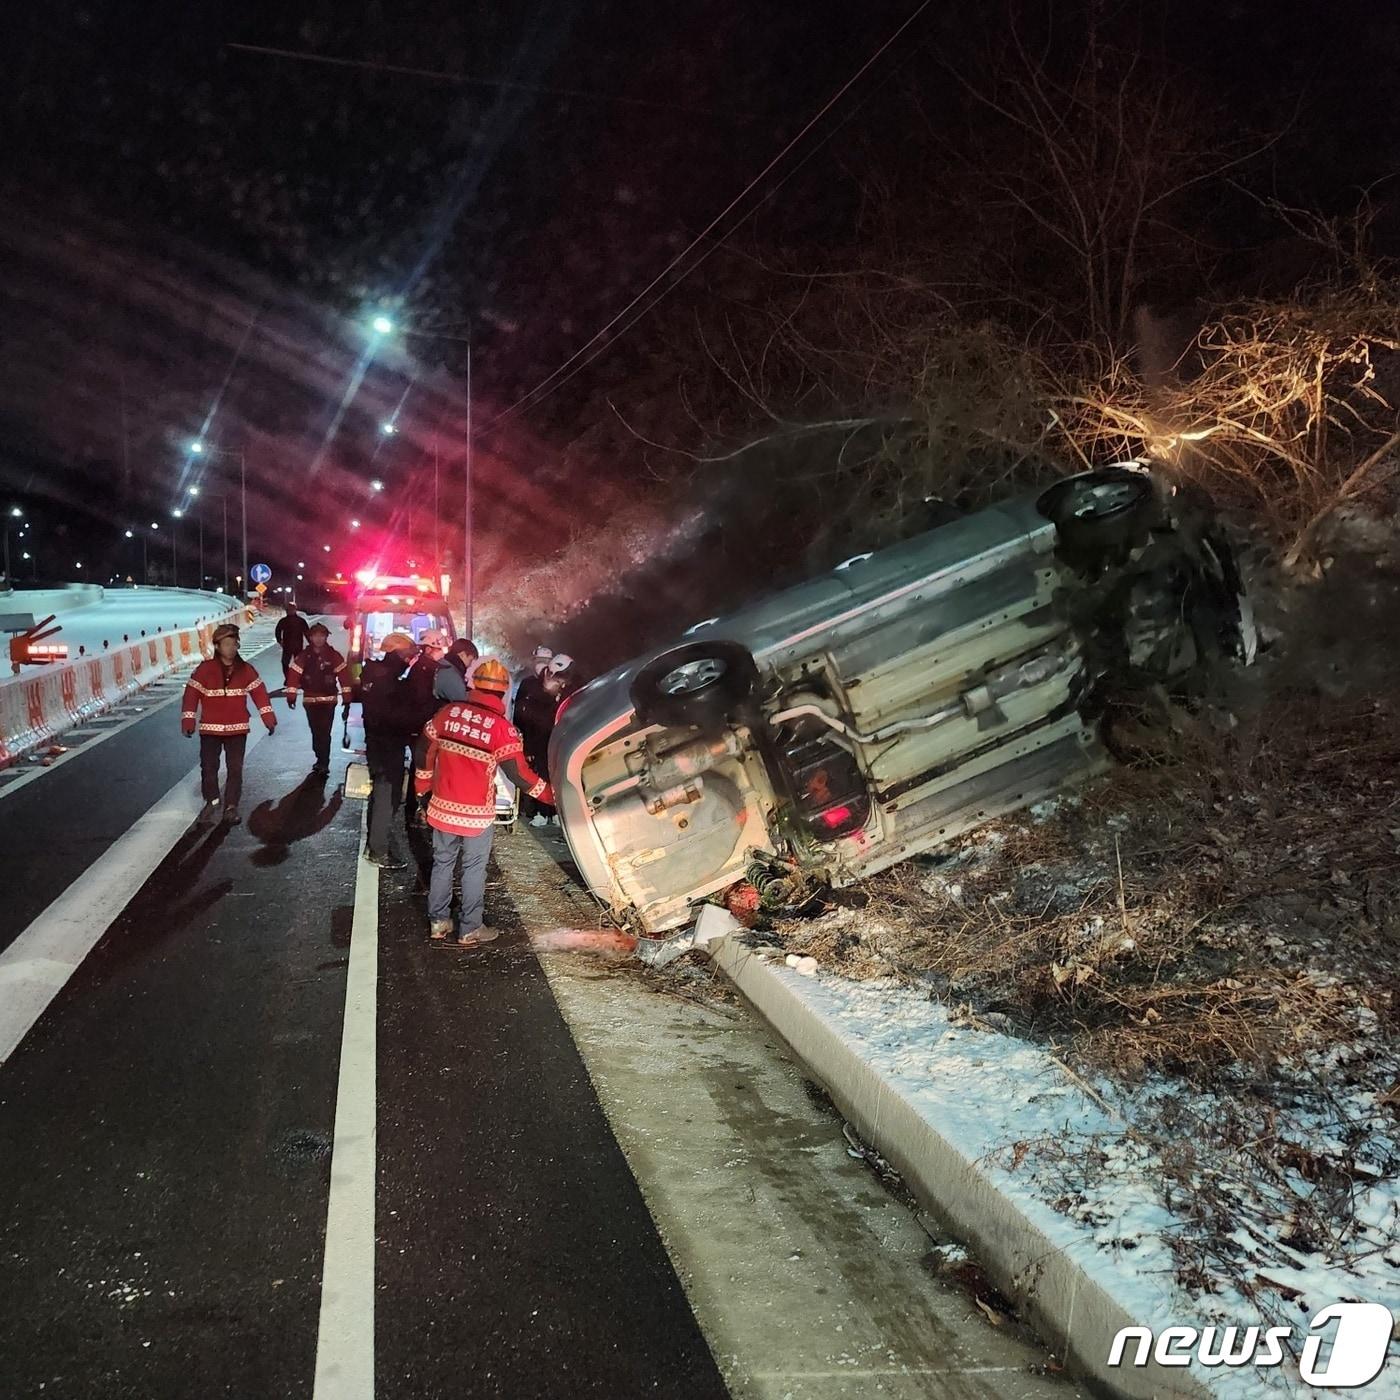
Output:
[{"left": 818, "top": 804, "right": 853, "bottom": 829}]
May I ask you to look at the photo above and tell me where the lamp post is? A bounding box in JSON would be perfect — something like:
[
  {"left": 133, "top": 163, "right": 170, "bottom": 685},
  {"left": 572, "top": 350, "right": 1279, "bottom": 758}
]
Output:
[
  {"left": 2, "top": 506, "right": 22, "bottom": 592},
  {"left": 184, "top": 486, "right": 206, "bottom": 587},
  {"left": 190, "top": 440, "right": 247, "bottom": 596},
  {"left": 171, "top": 508, "right": 185, "bottom": 588},
  {"left": 125, "top": 526, "right": 154, "bottom": 583}
]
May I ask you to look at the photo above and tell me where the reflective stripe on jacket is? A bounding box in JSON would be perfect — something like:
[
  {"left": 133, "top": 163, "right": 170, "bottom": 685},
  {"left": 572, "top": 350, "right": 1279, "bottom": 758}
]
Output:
[
  {"left": 181, "top": 657, "right": 274, "bottom": 735},
  {"left": 414, "top": 691, "right": 552, "bottom": 835},
  {"left": 286, "top": 646, "right": 347, "bottom": 705}
]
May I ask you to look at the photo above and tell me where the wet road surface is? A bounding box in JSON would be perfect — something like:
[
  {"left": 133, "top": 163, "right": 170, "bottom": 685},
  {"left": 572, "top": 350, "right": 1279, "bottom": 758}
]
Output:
[{"left": 0, "top": 623, "right": 1074, "bottom": 1399}]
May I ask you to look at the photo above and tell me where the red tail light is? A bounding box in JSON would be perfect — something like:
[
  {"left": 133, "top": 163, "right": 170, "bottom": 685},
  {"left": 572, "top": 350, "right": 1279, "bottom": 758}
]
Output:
[{"left": 818, "top": 804, "right": 853, "bottom": 829}]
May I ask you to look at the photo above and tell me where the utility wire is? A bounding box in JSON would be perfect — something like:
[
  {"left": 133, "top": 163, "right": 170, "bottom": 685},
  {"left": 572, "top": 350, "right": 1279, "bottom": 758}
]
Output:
[
  {"left": 504, "top": 31, "right": 937, "bottom": 430},
  {"left": 225, "top": 43, "right": 735, "bottom": 115},
  {"left": 485, "top": 0, "right": 935, "bottom": 430}
]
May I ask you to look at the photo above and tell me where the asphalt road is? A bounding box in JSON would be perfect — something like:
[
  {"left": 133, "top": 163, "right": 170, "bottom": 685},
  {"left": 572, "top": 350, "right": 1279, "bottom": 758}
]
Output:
[{"left": 0, "top": 634, "right": 727, "bottom": 1398}]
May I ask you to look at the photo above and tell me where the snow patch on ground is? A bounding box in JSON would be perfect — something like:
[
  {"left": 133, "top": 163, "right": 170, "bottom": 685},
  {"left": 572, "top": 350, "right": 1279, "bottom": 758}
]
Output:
[{"left": 753, "top": 954, "right": 1400, "bottom": 1398}]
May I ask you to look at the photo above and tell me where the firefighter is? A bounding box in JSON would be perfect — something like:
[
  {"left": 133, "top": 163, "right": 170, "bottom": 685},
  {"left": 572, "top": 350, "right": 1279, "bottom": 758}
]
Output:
[
  {"left": 544, "top": 653, "right": 587, "bottom": 711},
  {"left": 360, "top": 631, "right": 420, "bottom": 868},
  {"left": 406, "top": 638, "right": 480, "bottom": 832},
  {"left": 274, "top": 602, "right": 311, "bottom": 684},
  {"left": 511, "top": 645, "right": 557, "bottom": 824},
  {"left": 529, "top": 653, "right": 584, "bottom": 826},
  {"left": 180, "top": 623, "right": 276, "bottom": 826},
  {"left": 403, "top": 629, "right": 450, "bottom": 830},
  {"left": 284, "top": 621, "right": 346, "bottom": 778},
  {"left": 415, "top": 657, "right": 553, "bottom": 947}
]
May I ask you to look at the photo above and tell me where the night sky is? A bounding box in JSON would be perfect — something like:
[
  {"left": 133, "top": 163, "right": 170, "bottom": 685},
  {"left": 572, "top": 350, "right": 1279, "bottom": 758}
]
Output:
[{"left": 1, "top": 1, "right": 1396, "bottom": 618}]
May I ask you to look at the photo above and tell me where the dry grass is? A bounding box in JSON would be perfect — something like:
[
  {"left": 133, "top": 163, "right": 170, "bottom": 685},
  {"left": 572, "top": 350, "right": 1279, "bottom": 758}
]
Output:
[
  {"left": 774, "top": 533, "right": 1400, "bottom": 1303},
  {"left": 783, "top": 676, "right": 1400, "bottom": 1090}
]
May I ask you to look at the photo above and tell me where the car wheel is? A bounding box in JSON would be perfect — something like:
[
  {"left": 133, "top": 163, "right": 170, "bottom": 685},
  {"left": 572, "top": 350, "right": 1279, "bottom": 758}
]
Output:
[
  {"left": 631, "top": 641, "right": 759, "bottom": 730},
  {"left": 1037, "top": 467, "right": 1156, "bottom": 557}
]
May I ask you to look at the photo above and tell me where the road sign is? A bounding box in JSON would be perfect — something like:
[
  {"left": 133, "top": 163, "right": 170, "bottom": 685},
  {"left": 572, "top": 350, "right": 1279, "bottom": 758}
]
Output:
[
  {"left": 255, "top": 582, "right": 267, "bottom": 595},
  {"left": 250, "top": 563, "right": 272, "bottom": 585}
]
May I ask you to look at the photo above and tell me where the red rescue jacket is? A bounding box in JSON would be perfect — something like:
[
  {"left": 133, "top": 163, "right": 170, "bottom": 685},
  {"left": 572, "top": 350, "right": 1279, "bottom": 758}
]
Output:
[
  {"left": 286, "top": 645, "right": 347, "bottom": 706},
  {"left": 181, "top": 657, "right": 275, "bottom": 736},
  {"left": 414, "top": 690, "right": 553, "bottom": 836}
]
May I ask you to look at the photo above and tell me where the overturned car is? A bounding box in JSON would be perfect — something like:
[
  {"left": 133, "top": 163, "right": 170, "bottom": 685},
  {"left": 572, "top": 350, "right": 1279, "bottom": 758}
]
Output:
[{"left": 550, "top": 466, "right": 1256, "bottom": 937}]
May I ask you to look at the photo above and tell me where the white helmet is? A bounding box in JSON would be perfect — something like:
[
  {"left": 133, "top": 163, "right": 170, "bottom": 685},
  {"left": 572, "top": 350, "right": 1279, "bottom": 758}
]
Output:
[
  {"left": 420, "top": 629, "right": 450, "bottom": 650},
  {"left": 532, "top": 645, "right": 554, "bottom": 661},
  {"left": 548, "top": 653, "right": 574, "bottom": 674}
]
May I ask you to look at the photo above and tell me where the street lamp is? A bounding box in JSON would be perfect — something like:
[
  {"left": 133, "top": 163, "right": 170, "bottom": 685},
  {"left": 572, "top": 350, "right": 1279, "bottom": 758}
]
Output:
[
  {"left": 369, "top": 479, "right": 384, "bottom": 492},
  {"left": 350, "top": 518, "right": 361, "bottom": 529},
  {"left": 127, "top": 526, "right": 149, "bottom": 582},
  {"left": 379, "top": 422, "right": 396, "bottom": 436},
  {"left": 189, "top": 439, "right": 247, "bottom": 596},
  {"left": 2, "top": 507, "right": 22, "bottom": 590},
  {"left": 371, "top": 314, "right": 395, "bottom": 336}
]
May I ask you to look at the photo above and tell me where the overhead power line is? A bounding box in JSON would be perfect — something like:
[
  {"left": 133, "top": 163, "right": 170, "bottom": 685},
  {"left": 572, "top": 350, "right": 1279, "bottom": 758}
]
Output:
[
  {"left": 225, "top": 43, "right": 735, "bottom": 115},
  {"left": 486, "top": 0, "right": 935, "bottom": 430}
]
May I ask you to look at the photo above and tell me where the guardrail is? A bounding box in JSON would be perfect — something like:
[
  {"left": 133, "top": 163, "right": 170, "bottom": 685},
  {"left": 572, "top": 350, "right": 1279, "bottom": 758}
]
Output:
[{"left": 0, "top": 603, "right": 257, "bottom": 769}]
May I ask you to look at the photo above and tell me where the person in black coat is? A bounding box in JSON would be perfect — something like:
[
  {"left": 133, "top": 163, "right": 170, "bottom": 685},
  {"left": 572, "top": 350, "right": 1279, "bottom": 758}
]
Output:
[
  {"left": 512, "top": 654, "right": 558, "bottom": 823},
  {"left": 360, "top": 633, "right": 420, "bottom": 868},
  {"left": 275, "top": 603, "right": 311, "bottom": 683}
]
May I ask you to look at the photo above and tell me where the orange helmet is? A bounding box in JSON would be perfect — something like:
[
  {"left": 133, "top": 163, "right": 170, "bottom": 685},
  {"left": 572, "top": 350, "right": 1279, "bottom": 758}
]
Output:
[{"left": 472, "top": 657, "right": 510, "bottom": 694}]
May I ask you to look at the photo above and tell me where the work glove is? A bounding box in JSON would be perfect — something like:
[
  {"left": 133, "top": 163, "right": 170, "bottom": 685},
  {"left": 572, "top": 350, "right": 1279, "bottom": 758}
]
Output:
[
  {"left": 286, "top": 696, "right": 298, "bottom": 710},
  {"left": 264, "top": 718, "right": 277, "bottom": 734},
  {"left": 181, "top": 721, "right": 195, "bottom": 738}
]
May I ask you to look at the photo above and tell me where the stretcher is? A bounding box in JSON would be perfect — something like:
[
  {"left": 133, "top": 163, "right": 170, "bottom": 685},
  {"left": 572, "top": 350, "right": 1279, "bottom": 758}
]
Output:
[{"left": 494, "top": 767, "right": 520, "bottom": 828}]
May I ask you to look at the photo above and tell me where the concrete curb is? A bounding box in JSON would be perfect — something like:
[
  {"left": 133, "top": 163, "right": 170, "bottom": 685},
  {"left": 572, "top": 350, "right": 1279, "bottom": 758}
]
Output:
[{"left": 706, "top": 926, "right": 1210, "bottom": 1400}]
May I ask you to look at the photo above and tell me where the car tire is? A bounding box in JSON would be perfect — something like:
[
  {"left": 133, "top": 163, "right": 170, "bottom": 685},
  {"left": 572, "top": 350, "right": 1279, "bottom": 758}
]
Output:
[
  {"left": 1037, "top": 467, "right": 1156, "bottom": 557},
  {"left": 631, "top": 641, "right": 759, "bottom": 730}
]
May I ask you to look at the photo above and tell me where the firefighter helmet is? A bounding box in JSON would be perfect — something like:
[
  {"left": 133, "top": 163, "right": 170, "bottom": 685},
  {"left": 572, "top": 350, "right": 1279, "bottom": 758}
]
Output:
[
  {"left": 381, "top": 631, "right": 416, "bottom": 655},
  {"left": 472, "top": 658, "right": 510, "bottom": 694}
]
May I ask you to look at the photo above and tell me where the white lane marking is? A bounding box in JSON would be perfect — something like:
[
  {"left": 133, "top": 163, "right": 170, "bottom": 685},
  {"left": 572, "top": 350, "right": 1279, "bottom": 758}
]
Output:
[
  {"left": 312, "top": 810, "right": 378, "bottom": 1400},
  {"left": 0, "top": 721, "right": 273, "bottom": 1066},
  {"left": 0, "top": 634, "right": 282, "bottom": 803}
]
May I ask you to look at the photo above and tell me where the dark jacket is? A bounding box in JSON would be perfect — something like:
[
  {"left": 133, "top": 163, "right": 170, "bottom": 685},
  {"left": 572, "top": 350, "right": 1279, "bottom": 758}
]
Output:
[
  {"left": 275, "top": 612, "right": 310, "bottom": 652},
  {"left": 402, "top": 653, "right": 442, "bottom": 733},
  {"left": 512, "top": 674, "right": 557, "bottom": 757},
  {"left": 286, "top": 645, "right": 347, "bottom": 704},
  {"left": 360, "top": 654, "right": 418, "bottom": 740},
  {"left": 433, "top": 652, "right": 470, "bottom": 703}
]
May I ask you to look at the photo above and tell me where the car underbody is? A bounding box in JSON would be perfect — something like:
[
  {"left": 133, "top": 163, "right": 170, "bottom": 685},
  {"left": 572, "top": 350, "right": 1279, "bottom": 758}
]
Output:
[{"left": 551, "top": 467, "right": 1257, "bottom": 937}]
